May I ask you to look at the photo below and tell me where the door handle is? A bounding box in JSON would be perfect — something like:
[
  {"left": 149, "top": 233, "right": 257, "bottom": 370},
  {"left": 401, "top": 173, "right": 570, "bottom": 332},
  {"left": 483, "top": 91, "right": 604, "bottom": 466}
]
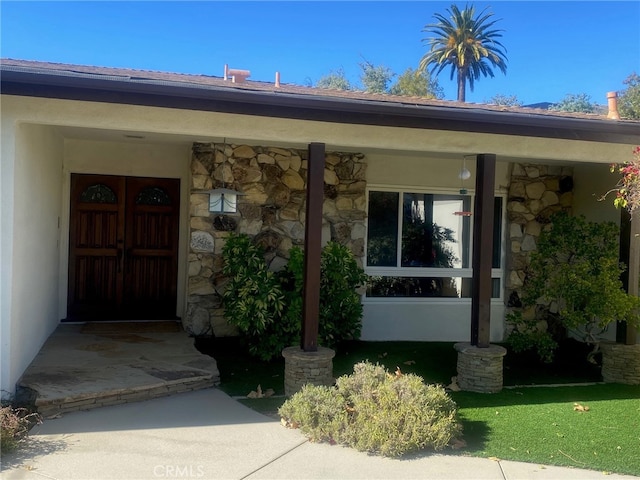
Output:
[{"left": 117, "top": 248, "right": 123, "bottom": 273}]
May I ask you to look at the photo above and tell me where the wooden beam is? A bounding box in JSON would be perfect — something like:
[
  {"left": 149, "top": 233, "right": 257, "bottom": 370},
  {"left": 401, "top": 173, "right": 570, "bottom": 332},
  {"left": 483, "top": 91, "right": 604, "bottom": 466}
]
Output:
[
  {"left": 301, "top": 142, "right": 325, "bottom": 351},
  {"left": 471, "top": 154, "right": 496, "bottom": 348},
  {"left": 626, "top": 210, "right": 639, "bottom": 345}
]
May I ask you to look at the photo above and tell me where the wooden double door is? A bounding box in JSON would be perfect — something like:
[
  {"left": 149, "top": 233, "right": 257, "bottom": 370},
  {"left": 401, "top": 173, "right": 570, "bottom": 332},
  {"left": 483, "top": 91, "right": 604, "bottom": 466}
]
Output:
[{"left": 67, "top": 174, "right": 180, "bottom": 321}]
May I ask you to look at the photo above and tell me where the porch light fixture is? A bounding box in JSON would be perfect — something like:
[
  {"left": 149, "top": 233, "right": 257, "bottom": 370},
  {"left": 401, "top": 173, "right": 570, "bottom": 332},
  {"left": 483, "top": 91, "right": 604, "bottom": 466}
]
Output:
[
  {"left": 458, "top": 155, "right": 472, "bottom": 182},
  {"left": 207, "top": 139, "right": 244, "bottom": 214},
  {"left": 208, "top": 187, "right": 242, "bottom": 214},
  {"left": 458, "top": 155, "right": 473, "bottom": 194},
  {"left": 454, "top": 155, "right": 473, "bottom": 216}
]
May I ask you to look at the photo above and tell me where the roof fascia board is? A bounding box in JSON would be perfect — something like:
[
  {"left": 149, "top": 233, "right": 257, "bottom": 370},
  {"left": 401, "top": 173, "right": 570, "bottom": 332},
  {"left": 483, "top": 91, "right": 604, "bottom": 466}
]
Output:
[{"left": 2, "top": 68, "right": 639, "bottom": 145}]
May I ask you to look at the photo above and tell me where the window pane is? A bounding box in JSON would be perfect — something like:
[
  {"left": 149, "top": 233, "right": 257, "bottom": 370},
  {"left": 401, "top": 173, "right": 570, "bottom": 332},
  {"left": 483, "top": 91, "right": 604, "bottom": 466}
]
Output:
[
  {"left": 366, "top": 276, "right": 501, "bottom": 298},
  {"left": 366, "top": 191, "right": 399, "bottom": 266},
  {"left": 401, "top": 193, "right": 470, "bottom": 268}
]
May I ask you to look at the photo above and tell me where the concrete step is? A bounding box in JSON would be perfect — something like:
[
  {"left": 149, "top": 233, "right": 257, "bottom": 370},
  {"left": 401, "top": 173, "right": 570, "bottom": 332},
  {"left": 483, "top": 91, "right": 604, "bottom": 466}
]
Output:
[
  {"left": 27, "top": 373, "right": 218, "bottom": 418},
  {"left": 15, "top": 323, "right": 221, "bottom": 417}
]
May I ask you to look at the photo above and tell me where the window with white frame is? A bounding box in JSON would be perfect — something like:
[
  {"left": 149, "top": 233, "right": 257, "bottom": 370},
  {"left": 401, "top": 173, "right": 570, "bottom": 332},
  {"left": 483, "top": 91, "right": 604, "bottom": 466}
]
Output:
[{"left": 365, "top": 190, "right": 503, "bottom": 299}]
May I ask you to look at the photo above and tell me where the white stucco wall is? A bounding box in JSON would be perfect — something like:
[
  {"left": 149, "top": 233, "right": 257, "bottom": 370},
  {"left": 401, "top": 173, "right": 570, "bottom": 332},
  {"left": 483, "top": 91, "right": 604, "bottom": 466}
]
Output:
[
  {"left": 362, "top": 302, "right": 505, "bottom": 342},
  {"left": 1, "top": 123, "right": 64, "bottom": 397},
  {"left": 365, "top": 152, "right": 512, "bottom": 191},
  {"left": 573, "top": 162, "right": 622, "bottom": 224},
  {"left": 0, "top": 109, "right": 17, "bottom": 397}
]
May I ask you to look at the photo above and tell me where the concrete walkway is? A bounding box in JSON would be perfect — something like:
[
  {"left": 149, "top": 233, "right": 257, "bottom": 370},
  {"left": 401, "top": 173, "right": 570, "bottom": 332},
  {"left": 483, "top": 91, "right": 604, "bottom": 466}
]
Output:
[{"left": 1, "top": 388, "right": 636, "bottom": 480}]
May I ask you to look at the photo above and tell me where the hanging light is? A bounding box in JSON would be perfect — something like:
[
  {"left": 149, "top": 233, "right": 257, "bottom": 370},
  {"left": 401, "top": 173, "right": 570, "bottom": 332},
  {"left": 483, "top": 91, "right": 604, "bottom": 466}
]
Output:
[
  {"left": 454, "top": 155, "right": 473, "bottom": 216},
  {"left": 208, "top": 139, "right": 244, "bottom": 214},
  {"left": 459, "top": 155, "right": 472, "bottom": 181}
]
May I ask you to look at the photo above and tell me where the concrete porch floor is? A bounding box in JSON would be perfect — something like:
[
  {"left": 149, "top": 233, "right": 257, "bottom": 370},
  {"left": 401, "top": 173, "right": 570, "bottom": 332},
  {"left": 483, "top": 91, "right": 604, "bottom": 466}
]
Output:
[{"left": 16, "top": 322, "right": 220, "bottom": 417}]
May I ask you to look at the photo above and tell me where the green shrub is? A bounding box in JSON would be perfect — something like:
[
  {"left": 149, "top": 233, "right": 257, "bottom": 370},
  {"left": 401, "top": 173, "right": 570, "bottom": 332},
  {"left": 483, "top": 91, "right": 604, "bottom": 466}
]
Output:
[
  {"left": 1, "top": 404, "right": 41, "bottom": 453},
  {"left": 518, "top": 212, "right": 640, "bottom": 361},
  {"left": 506, "top": 311, "right": 558, "bottom": 363},
  {"left": 318, "top": 242, "right": 368, "bottom": 347},
  {"left": 278, "top": 384, "right": 347, "bottom": 443},
  {"left": 222, "top": 235, "right": 367, "bottom": 360},
  {"left": 278, "top": 361, "right": 462, "bottom": 457},
  {"left": 222, "top": 233, "right": 285, "bottom": 359}
]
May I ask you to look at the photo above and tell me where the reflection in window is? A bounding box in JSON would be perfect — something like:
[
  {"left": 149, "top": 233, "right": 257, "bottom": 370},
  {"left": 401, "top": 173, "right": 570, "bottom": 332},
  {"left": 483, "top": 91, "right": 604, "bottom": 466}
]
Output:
[
  {"left": 366, "top": 276, "right": 501, "bottom": 298},
  {"left": 401, "top": 193, "right": 470, "bottom": 268},
  {"left": 366, "top": 191, "right": 399, "bottom": 267},
  {"left": 80, "top": 184, "right": 117, "bottom": 204},
  {"left": 365, "top": 190, "right": 503, "bottom": 299}
]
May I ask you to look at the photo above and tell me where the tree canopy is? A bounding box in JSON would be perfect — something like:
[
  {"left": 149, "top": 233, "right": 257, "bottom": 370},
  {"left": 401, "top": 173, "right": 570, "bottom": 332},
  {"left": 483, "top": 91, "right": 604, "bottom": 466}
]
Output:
[
  {"left": 359, "top": 59, "right": 394, "bottom": 94},
  {"left": 315, "top": 62, "right": 443, "bottom": 99},
  {"left": 419, "top": 3, "right": 508, "bottom": 102},
  {"left": 619, "top": 73, "right": 640, "bottom": 120},
  {"left": 316, "top": 68, "right": 352, "bottom": 91},
  {"left": 389, "top": 67, "right": 444, "bottom": 99},
  {"left": 549, "top": 93, "right": 597, "bottom": 113},
  {"left": 487, "top": 93, "right": 522, "bottom": 107}
]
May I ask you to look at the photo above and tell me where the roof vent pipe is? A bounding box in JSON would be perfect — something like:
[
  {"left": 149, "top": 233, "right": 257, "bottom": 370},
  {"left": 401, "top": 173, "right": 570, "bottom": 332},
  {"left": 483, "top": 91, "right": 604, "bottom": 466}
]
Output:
[
  {"left": 275, "top": 71, "right": 281, "bottom": 88},
  {"left": 607, "top": 91, "right": 620, "bottom": 120},
  {"left": 223, "top": 64, "right": 251, "bottom": 83}
]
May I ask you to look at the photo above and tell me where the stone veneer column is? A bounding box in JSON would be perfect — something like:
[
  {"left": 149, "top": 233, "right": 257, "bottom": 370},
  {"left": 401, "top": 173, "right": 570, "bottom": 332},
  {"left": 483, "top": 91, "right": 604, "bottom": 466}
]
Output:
[
  {"left": 185, "top": 143, "right": 367, "bottom": 338},
  {"left": 601, "top": 343, "right": 640, "bottom": 384},
  {"left": 454, "top": 343, "right": 507, "bottom": 393},
  {"left": 282, "top": 346, "right": 335, "bottom": 396},
  {"left": 505, "top": 163, "right": 573, "bottom": 333}
]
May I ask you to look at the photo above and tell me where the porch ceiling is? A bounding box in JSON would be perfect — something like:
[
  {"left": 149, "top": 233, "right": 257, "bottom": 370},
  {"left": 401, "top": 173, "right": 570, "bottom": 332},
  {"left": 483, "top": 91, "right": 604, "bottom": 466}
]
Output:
[{"left": 53, "top": 125, "right": 596, "bottom": 169}]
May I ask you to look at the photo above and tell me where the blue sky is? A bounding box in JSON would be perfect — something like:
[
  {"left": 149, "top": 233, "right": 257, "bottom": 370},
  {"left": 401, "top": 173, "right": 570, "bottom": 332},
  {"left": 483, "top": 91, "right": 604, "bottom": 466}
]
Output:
[{"left": 2, "top": 1, "right": 639, "bottom": 105}]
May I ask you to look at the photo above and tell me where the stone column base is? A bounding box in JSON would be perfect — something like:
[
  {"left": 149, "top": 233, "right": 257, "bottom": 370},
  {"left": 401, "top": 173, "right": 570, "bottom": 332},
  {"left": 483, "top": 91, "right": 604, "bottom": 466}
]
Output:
[
  {"left": 601, "top": 342, "right": 640, "bottom": 385},
  {"left": 282, "top": 346, "right": 335, "bottom": 397},
  {"left": 454, "top": 343, "right": 507, "bottom": 393}
]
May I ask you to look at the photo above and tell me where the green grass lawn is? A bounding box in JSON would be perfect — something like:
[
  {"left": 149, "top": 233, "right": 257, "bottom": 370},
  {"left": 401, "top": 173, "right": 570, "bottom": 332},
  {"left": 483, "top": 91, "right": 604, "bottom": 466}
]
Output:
[
  {"left": 453, "top": 384, "right": 640, "bottom": 476},
  {"left": 198, "top": 338, "right": 640, "bottom": 476}
]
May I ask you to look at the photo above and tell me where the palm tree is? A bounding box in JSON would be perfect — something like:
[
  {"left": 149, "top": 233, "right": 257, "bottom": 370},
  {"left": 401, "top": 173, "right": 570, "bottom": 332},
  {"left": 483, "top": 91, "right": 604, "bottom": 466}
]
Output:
[{"left": 419, "top": 4, "right": 507, "bottom": 102}]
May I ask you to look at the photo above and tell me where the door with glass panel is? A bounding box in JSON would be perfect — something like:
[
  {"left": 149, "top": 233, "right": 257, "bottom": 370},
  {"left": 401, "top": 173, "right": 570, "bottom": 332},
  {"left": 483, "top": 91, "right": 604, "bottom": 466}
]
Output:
[{"left": 67, "top": 174, "right": 180, "bottom": 320}]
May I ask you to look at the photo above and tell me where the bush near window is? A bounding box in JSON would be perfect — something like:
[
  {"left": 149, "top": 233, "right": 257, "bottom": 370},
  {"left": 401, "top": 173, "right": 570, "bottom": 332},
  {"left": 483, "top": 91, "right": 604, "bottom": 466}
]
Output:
[
  {"left": 222, "top": 234, "right": 367, "bottom": 360},
  {"left": 279, "top": 362, "right": 462, "bottom": 457}
]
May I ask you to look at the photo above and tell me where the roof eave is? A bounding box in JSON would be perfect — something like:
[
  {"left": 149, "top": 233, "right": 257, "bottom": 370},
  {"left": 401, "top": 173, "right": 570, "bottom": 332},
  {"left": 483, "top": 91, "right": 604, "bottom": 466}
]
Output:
[{"left": 2, "top": 67, "right": 639, "bottom": 145}]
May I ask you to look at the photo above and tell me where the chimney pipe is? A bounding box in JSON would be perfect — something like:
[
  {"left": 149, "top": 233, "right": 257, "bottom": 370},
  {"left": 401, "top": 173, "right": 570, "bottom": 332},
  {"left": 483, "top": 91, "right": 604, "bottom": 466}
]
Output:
[
  {"left": 275, "top": 71, "right": 281, "bottom": 88},
  {"left": 224, "top": 64, "right": 229, "bottom": 81},
  {"left": 607, "top": 91, "right": 620, "bottom": 120}
]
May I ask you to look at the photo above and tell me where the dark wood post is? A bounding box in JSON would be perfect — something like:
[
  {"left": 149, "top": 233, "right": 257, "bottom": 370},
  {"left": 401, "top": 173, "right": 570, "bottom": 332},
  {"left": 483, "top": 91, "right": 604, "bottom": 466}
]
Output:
[
  {"left": 301, "top": 142, "right": 325, "bottom": 352},
  {"left": 626, "top": 210, "right": 639, "bottom": 345},
  {"left": 617, "top": 209, "right": 639, "bottom": 345},
  {"left": 471, "top": 154, "right": 496, "bottom": 348}
]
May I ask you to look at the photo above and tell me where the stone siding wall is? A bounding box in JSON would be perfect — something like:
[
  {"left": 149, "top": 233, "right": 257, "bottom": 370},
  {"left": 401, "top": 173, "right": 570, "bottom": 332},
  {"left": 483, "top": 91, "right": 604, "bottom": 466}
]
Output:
[
  {"left": 185, "top": 142, "right": 367, "bottom": 337},
  {"left": 505, "top": 163, "right": 573, "bottom": 331},
  {"left": 601, "top": 343, "right": 640, "bottom": 384}
]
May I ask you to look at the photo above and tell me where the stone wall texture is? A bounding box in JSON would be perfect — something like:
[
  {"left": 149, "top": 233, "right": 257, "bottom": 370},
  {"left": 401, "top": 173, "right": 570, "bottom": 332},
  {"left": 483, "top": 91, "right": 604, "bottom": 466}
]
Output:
[
  {"left": 505, "top": 163, "right": 573, "bottom": 332},
  {"left": 184, "top": 142, "right": 367, "bottom": 337},
  {"left": 282, "top": 346, "right": 336, "bottom": 396},
  {"left": 601, "top": 343, "right": 640, "bottom": 384},
  {"left": 454, "top": 343, "right": 507, "bottom": 393}
]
